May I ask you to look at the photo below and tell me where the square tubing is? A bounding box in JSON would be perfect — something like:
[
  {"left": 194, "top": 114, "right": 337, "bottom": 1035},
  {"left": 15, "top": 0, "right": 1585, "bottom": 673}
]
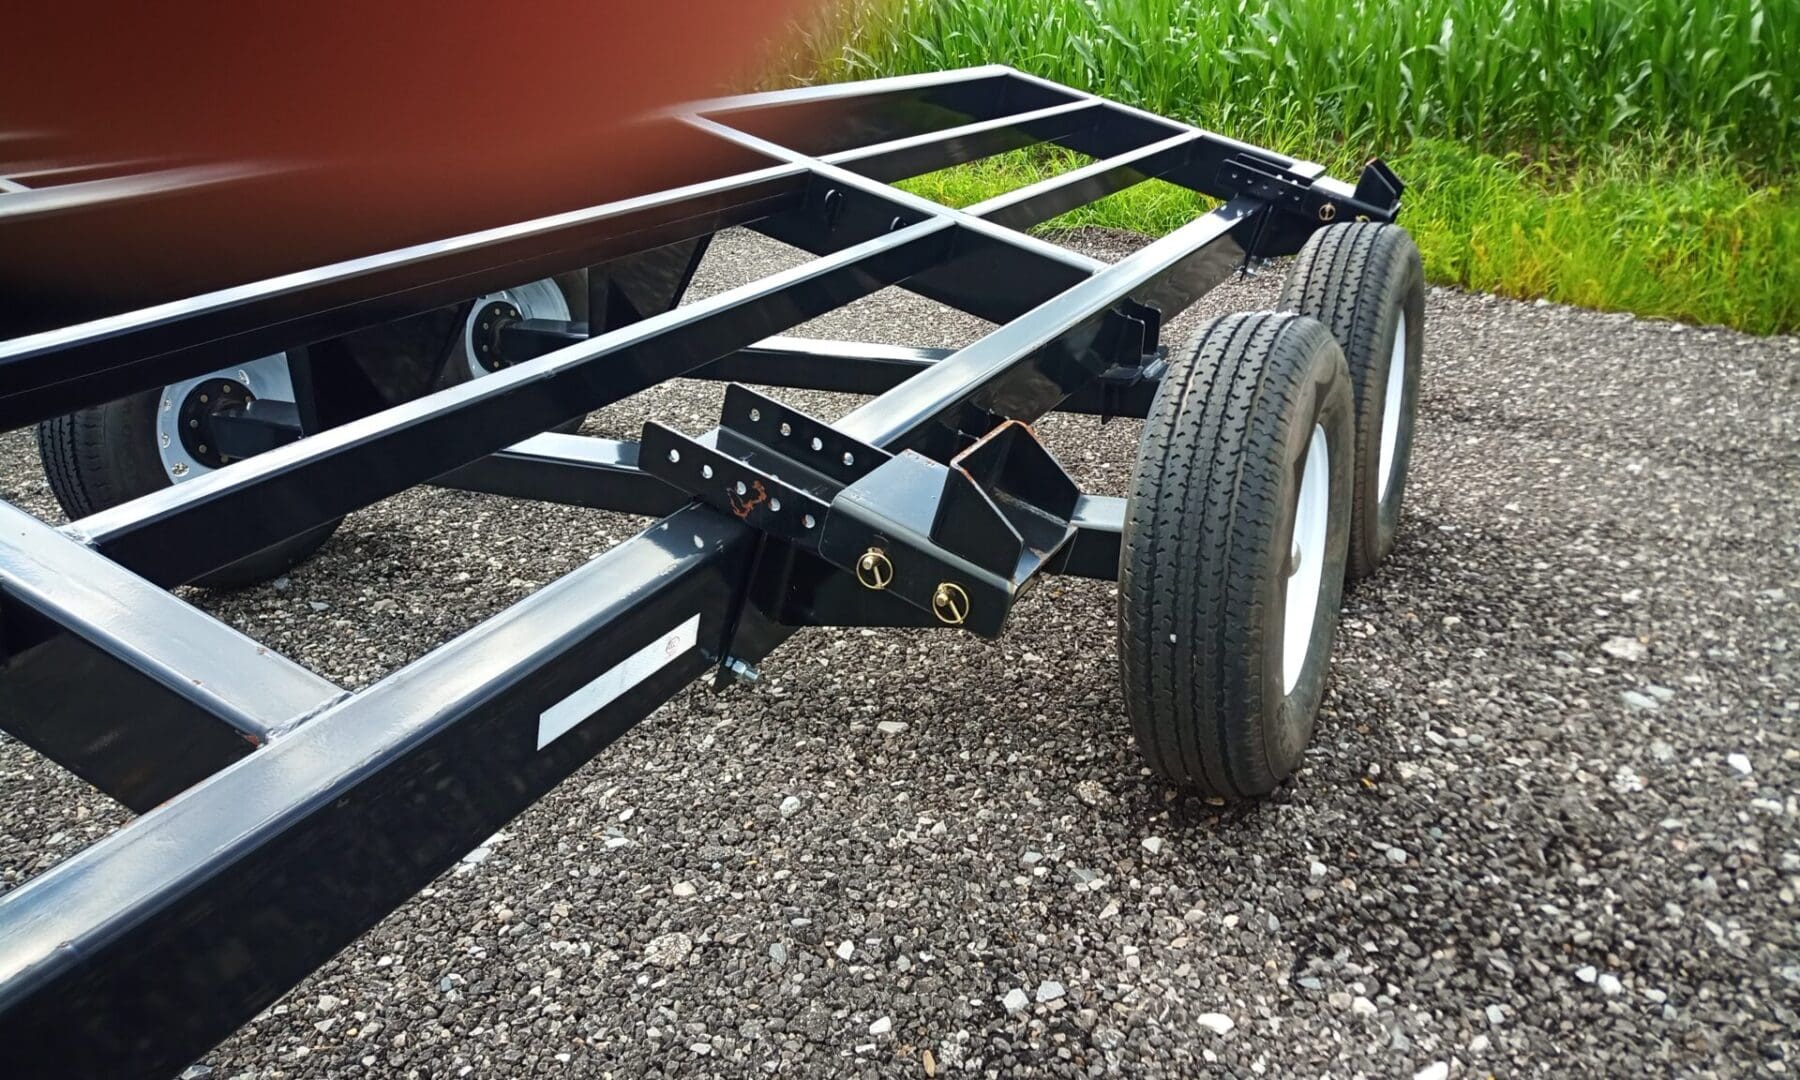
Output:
[
  {"left": 963, "top": 131, "right": 1203, "bottom": 231},
  {"left": 0, "top": 501, "right": 343, "bottom": 810},
  {"left": 693, "top": 67, "right": 1077, "bottom": 157},
  {"left": 836, "top": 198, "right": 1261, "bottom": 452},
  {"left": 434, "top": 434, "right": 687, "bottom": 517},
  {"left": 689, "top": 336, "right": 1159, "bottom": 418},
  {"left": 0, "top": 504, "right": 761, "bottom": 1080},
  {"left": 433, "top": 433, "right": 1130, "bottom": 581},
  {"left": 997, "top": 69, "right": 1382, "bottom": 225},
  {"left": 686, "top": 64, "right": 1017, "bottom": 116},
  {"left": 819, "top": 99, "right": 1107, "bottom": 182},
  {"left": 690, "top": 116, "right": 1106, "bottom": 280},
  {"left": 744, "top": 178, "right": 1095, "bottom": 325},
  {"left": 67, "top": 219, "right": 958, "bottom": 587},
  {"left": 688, "top": 117, "right": 1110, "bottom": 326},
  {"left": 0, "top": 164, "right": 807, "bottom": 429}
]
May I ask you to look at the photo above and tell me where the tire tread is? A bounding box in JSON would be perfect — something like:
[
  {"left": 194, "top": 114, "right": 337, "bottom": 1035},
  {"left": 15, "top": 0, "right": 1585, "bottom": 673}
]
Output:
[
  {"left": 1120, "top": 312, "right": 1350, "bottom": 796},
  {"left": 1280, "top": 222, "right": 1423, "bottom": 578}
]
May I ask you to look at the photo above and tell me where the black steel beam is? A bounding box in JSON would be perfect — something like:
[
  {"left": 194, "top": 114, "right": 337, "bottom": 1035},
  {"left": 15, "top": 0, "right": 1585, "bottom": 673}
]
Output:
[
  {"left": 0, "top": 502, "right": 342, "bottom": 810},
  {"left": 0, "top": 163, "right": 804, "bottom": 429},
  {"left": 745, "top": 182, "right": 1094, "bottom": 326},
  {"left": 1060, "top": 494, "right": 1125, "bottom": 580},
  {"left": 997, "top": 69, "right": 1385, "bottom": 233},
  {"left": 434, "top": 434, "right": 687, "bottom": 517},
  {"left": 694, "top": 67, "right": 1077, "bottom": 158},
  {"left": 689, "top": 116, "right": 1106, "bottom": 325},
  {"left": 0, "top": 504, "right": 760, "bottom": 1080},
  {"left": 835, "top": 198, "right": 1261, "bottom": 453},
  {"left": 821, "top": 99, "right": 1107, "bottom": 183},
  {"left": 964, "top": 131, "right": 1202, "bottom": 231},
  {"left": 72, "top": 219, "right": 957, "bottom": 587},
  {"left": 430, "top": 432, "right": 1131, "bottom": 583},
  {"left": 691, "top": 336, "right": 1159, "bottom": 419}
]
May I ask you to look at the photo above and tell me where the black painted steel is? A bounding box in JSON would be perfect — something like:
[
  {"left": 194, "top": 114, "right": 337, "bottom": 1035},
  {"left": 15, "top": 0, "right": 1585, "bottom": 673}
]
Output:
[
  {"left": 76, "top": 219, "right": 957, "bottom": 587},
  {"left": 0, "top": 501, "right": 342, "bottom": 810},
  {"left": 0, "top": 505, "right": 760, "bottom": 1079},
  {"left": 0, "top": 162, "right": 800, "bottom": 430},
  {"left": 964, "top": 131, "right": 1201, "bottom": 231},
  {"left": 694, "top": 336, "right": 1162, "bottom": 419},
  {"left": 821, "top": 98, "right": 1107, "bottom": 182},
  {"left": 0, "top": 65, "right": 1400, "bottom": 1079},
  {"left": 435, "top": 434, "right": 687, "bottom": 517},
  {"left": 834, "top": 199, "right": 1261, "bottom": 454}
]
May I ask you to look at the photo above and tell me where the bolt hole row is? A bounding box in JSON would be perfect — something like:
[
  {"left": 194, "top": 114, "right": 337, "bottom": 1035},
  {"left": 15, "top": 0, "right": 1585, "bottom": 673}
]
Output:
[
  {"left": 678, "top": 450, "right": 805, "bottom": 523},
  {"left": 755, "top": 410, "right": 854, "bottom": 468}
]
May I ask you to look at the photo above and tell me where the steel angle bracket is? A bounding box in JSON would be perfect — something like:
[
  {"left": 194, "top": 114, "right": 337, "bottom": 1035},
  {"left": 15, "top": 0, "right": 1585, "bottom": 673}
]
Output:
[
  {"left": 1218, "top": 153, "right": 1405, "bottom": 236},
  {"left": 642, "top": 387, "right": 1082, "bottom": 639},
  {"left": 817, "top": 421, "right": 1080, "bottom": 639},
  {"left": 640, "top": 384, "right": 888, "bottom": 548}
]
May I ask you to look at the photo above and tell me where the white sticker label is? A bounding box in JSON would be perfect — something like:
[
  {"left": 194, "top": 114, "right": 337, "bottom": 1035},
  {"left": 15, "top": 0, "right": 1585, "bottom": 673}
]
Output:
[{"left": 537, "top": 613, "right": 701, "bottom": 750}]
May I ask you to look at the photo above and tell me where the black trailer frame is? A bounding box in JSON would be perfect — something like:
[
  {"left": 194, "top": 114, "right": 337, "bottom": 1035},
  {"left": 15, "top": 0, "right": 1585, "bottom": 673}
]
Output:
[{"left": 0, "top": 66, "right": 1401, "bottom": 1077}]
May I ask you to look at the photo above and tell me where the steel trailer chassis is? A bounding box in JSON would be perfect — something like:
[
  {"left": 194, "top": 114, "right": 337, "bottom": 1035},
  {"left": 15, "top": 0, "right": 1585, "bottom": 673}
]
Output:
[{"left": 0, "top": 67, "right": 1407, "bottom": 1077}]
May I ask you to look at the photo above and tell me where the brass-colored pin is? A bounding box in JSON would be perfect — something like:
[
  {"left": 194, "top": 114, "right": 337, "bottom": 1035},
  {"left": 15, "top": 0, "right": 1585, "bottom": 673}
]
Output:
[
  {"left": 855, "top": 547, "right": 893, "bottom": 590},
  {"left": 1318, "top": 202, "right": 1337, "bottom": 222},
  {"left": 931, "top": 582, "right": 970, "bottom": 626}
]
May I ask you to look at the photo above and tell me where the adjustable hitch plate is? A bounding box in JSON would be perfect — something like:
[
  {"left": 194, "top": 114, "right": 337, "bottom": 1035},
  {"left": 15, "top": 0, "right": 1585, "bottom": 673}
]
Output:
[{"left": 642, "top": 387, "right": 1081, "bottom": 637}]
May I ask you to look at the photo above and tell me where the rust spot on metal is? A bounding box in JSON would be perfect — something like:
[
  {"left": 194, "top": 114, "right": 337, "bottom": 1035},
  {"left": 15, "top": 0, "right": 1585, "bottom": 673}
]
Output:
[{"left": 728, "top": 478, "right": 769, "bottom": 519}]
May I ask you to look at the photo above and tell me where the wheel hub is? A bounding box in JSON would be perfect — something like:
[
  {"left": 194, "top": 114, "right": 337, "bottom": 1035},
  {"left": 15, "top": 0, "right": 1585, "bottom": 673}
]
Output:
[
  {"left": 468, "top": 300, "right": 524, "bottom": 373},
  {"left": 156, "top": 354, "right": 295, "bottom": 481},
  {"left": 456, "top": 279, "right": 571, "bottom": 380},
  {"left": 174, "top": 380, "right": 258, "bottom": 469}
]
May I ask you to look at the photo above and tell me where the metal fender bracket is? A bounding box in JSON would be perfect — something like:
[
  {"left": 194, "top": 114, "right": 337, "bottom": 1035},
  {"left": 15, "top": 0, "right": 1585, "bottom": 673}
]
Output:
[{"left": 818, "top": 421, "right": 1079, "bottom": 638}]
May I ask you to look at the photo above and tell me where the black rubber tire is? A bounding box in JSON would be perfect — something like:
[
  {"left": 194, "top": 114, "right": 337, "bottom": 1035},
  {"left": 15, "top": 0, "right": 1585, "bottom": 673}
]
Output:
[
  {"left": 439, "top": 270, "right": 588, "bottom": 435},
  {"left": 35, "top": 382, "right": 340, "bottom": 590},
  {"left": 1278, "top": 221, "right": 1424, "bottom": 579},
  {"left": 1118, "top": 312, "right": 1354, "bottom": 797}
]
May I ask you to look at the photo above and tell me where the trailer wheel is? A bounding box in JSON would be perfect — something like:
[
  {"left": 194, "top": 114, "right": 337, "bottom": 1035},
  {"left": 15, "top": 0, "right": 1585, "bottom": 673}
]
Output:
[
  {"left": 1278, "top": 222, "right": 1423, "bottom": 579},
  {"left": 439, "top": 271, "right": 588, "bottom": 434},
  {"left": 1119, "top": 312, "right": 1353, "bottom": 796},
  {"left": 35, "top": 354, "right": 341, "bottom": 589}
]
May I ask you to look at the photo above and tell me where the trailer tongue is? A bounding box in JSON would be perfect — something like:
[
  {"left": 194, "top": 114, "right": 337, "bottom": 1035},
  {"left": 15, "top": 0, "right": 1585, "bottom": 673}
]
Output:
[{"left": 0, "top": 66, "right": 1420, "bottom": 1078}]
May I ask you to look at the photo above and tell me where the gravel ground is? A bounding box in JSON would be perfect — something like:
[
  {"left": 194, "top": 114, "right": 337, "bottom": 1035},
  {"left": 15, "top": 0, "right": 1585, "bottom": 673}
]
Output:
[{"left": 2, "top": 228, "right": 1797, "bottom": 1078}]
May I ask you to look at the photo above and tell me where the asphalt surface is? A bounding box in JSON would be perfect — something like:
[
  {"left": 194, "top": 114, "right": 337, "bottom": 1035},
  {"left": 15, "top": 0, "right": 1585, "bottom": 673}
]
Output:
[{"left": 2, "top": 228, "right": 1796, "bottom": 1078}]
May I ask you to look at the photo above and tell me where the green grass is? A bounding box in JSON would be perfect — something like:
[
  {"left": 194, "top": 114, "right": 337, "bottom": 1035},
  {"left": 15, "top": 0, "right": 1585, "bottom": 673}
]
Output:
[
  {"left": 804, "top": 0, "right": 1794, "bottom": 170},
  {"left": 899, "top": 143, "right": 1799, "bottom": 334},
  {"left": 773, "top": 0, "right": 1799, "bottom": 333}
]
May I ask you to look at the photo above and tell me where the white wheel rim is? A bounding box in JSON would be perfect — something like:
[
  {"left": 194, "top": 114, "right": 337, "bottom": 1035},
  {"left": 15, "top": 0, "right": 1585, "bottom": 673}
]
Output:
[
  {"left": 460, "top": 278, "right": 571, "bottom": 378},
  {"left": 1283, "top": 423, "right": 1330, "bottom": 695},
  {"left": 155, "top": 354, "right": 294, "bottom": 482},
  {"left": 1377, "top": 311, "right": 1407, "bottom": 501}
]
